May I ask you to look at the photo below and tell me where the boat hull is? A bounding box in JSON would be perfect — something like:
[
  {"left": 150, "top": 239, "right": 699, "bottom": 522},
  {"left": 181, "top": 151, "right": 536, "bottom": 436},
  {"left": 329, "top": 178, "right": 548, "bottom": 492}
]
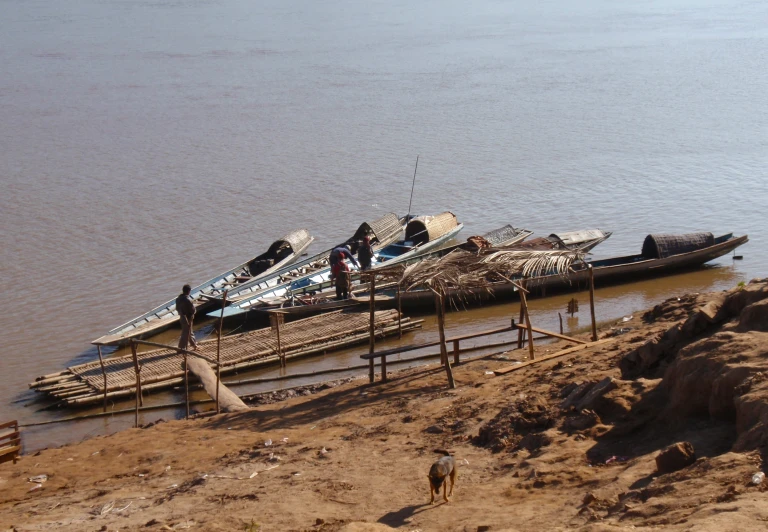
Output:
[{"left": 93, "top": 229, "right": 314, "bottom": 346}]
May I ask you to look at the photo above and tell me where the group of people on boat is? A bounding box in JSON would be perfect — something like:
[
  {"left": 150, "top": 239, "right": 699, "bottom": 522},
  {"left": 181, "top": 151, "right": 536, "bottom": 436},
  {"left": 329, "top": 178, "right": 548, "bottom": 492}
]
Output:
[{"left": 329, "top": 236, "right": 374, "bottom": 300}]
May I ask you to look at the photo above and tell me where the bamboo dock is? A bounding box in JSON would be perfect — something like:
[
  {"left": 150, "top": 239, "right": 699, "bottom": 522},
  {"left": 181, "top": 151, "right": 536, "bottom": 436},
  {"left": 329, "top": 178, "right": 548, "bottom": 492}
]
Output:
[{"left": 30, "top": 310, "right": 422, "bottom": 407}]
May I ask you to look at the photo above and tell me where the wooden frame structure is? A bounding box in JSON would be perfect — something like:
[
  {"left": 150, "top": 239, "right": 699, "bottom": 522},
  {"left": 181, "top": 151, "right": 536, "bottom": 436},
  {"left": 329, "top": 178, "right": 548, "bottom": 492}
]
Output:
[
  {"left": 0, "top": 420, "right": 20, "bottom": 465},
  {"left": 358, "top": 247, "right": 598, "bottom": 388}
]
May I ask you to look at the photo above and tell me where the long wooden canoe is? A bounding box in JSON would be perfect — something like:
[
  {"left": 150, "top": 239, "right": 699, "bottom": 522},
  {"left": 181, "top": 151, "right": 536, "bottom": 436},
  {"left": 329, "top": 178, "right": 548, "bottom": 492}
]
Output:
[
  {"left": 242, "top": 223, "right": 534, "bottom": 319},
  {"left": 528, "top": 232, "right": 748, "bottom": 290},
  {"left": 371, "top": 231, "right": 747, "bottom": 310},
  {"left": 211, "top": 212, "right": 467, "bottom": 320},
  {"left": 93, "top": 229, "right": 314, "bottom": 346},
  {"left": 375, "top": 212, "right": 465, "bottom": 265}
]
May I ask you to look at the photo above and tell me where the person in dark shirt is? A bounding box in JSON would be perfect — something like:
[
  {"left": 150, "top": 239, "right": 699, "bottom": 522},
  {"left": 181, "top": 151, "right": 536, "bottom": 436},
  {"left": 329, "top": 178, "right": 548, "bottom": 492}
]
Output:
[
  {"left": 175, "top": 284, "right": 198, "bottom": 351},
  {"left": 357, "top": 236, "right": 374, "bottom": 271},
  {"left": 329, "top": 245, "right": 359, "bottom": 269}
]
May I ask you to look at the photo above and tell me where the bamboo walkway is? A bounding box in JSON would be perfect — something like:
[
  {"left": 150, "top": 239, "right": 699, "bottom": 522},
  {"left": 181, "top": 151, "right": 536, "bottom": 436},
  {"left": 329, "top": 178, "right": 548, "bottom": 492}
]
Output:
[{"left": 30, "top": 310, "right": 421, "bottom": 407}]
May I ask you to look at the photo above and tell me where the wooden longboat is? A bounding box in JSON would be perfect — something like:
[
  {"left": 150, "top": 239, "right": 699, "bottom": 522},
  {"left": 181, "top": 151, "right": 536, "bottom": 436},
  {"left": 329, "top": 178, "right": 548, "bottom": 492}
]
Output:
[
  {"left": 374, "top": 211, "right": 465, "bottom": 264},
  {"left": 371, "top": 231, "right": 747, "bottom": 310},
  {"left": 92, "top": 229, "right": 314, "bottom": 346},
  {"left": 528, "top": 232, "right": 748, "bottom": 291},
  {"left": 208, "top": 213, "right": 406, "bottom": 319},
  {"left": 244, "top": 223, "right": 534, "bottom": 319},
  {"left": 222, "top": 212, "right": 405, "bottom": 305},
  {"left": 507, "top": 228, "right": 611, "bottom": 252}
]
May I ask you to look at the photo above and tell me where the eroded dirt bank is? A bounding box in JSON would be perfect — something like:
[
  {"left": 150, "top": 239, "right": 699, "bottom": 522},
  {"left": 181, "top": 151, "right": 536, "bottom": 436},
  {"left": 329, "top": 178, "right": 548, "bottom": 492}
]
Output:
[{"left": 3, "top": 279, "right": 768, "bottom": 531}]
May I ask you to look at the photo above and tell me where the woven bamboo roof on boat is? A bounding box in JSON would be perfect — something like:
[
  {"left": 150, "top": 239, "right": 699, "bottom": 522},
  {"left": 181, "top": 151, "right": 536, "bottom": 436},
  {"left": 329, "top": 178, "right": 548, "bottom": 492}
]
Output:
[
  {"left": 276, "top": 228, "right": 313, "bottom": 253},
  {"left": 482, "top": 224, "right": 529, "bottom": 247},
  {"left": 352, "top": 212, "right": 402, "bottom": 245},
  {"left": 548, "top": 229, "right": 610, "bottom": 248},
  {"left": 641, "top": 232, "right": 715, "bottom": 259},
  {"left": 405, "top": 211, "right": 459, "bottom": 246}
]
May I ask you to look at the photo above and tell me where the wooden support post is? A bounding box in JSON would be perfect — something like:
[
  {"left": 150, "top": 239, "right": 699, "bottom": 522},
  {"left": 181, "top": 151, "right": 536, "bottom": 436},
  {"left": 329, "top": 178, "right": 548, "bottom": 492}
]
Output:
[
  {"left": 184, "top": 352, "right": 190, "bottom": 420},
  {"left": 130, "top": 340, "right": 141, "bottom": 427},
  {"left": 216, "top": 290, "right": 228, "bottom": 415},
  {"left": 271, "top": 312, "right": 285, "bottom": 368},
  {"left": 517, "top": 281, "right": 526, "bottom": 349},
  {"left": 435, "top": 291, "right": 455, "bottom": 389},
  {"left": 452, "top": 340, "right": 460, "bottom": 365},
  {"left": 589, "top": 264, "right": 598, "bottom": 341},
  {"left": 369, "top": 275, "right": 376, "bottom": 383},
  {"left": 96, "top": 344, "right": 108, "bottom": 413},
  {"left": 396, "top": 284, "right": 402, "bottom": 339},
  {"left": 559, "top": 312, "right": 564, "bottom": 335},
  {"left": 519, "top": 288, "right": 535, "bottom": 360}
]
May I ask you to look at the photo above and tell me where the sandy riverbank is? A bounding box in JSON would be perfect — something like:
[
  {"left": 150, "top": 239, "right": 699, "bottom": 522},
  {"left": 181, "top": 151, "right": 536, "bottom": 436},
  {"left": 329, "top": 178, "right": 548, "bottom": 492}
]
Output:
[{"left": 2, "top": 279, "right": 768, "bottom": 531}]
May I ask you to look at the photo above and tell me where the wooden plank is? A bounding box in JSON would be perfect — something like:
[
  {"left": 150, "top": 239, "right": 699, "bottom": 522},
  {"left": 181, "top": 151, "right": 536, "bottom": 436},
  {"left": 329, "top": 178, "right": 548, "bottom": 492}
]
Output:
[
  {"left": 0, "top": 420, "right": 18, "bottom": 431},
  {"left": 493, "top": 338, "right": 614, "bottom": 375},
  {"left": 361, "top": 326, "right": 514, "bottom": 360},
  {"left": 447, "top": 326, "right": 514, "bottom": 343},
  {"left": 513, "top": 324, "right": 587, "bottom": 344},
  {"left": 0, "top": 445, "right": 20, "bottom": 459},
  {"left": 0, "top": 431, "right": 20, "bottom": 442}
]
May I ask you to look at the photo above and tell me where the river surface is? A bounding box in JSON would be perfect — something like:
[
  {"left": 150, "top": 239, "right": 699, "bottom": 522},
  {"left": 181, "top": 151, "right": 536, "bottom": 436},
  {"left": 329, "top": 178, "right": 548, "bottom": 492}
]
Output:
[{"left": 1, "top": 0, "right": 766, "bottom": 452}]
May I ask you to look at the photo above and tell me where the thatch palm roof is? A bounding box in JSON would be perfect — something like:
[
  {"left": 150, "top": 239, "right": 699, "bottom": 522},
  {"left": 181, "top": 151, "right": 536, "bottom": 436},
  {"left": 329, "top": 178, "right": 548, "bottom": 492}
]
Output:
[{"left": 367, "top": 247, "right": 585, "bottom": 296}]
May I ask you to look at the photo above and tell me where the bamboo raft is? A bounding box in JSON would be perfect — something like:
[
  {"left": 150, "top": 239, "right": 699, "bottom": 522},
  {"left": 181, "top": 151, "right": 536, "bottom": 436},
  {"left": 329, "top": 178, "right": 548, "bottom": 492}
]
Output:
[{"left": 30, "top": 310, "right": 422, "bottom": 407}]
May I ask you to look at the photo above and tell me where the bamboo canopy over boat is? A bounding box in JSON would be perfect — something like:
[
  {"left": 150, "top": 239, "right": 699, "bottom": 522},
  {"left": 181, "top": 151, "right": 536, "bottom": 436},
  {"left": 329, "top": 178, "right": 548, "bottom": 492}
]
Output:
[
  {"left": 404, "top": 211, "right": 460, "bottom": 246},
  {"left": 350, "top": 212, "right": 403, "bottom": 245},
  {"left": 366, "top": 247, "right": 585, "bottom": 296},
  {"left": 641, "top": 232, "right": 715, "bottom": 259}
]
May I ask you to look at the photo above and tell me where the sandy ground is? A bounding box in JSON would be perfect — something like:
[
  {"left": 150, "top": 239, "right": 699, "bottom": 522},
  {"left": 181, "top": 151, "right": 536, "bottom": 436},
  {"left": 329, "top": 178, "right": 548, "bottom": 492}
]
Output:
[{"left": 3, "top": 279, "right": 768, "bottom": 531}]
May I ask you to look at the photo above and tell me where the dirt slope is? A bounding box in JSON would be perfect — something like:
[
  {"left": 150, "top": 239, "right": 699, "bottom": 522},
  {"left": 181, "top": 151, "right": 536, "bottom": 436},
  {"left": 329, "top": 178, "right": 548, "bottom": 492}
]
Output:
[{"left": 2, "top": 279, "right": 768, "bottom": 531}]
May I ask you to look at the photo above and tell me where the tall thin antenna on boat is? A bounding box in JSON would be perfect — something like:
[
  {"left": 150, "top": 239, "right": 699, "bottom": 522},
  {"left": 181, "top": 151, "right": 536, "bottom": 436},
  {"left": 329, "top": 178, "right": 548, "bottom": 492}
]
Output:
[{"left": 406, "top": 154, "right": 419, "bottom": 220}]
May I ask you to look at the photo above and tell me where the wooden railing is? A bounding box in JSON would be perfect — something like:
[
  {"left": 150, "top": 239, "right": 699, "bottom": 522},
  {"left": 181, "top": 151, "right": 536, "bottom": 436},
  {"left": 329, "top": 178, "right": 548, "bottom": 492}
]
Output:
[
  {"left": 0, "top": 420, "right": 20, "bottom": 465},
  {"left": 361, "top": 322, "right": 586, "bottom": 383}
]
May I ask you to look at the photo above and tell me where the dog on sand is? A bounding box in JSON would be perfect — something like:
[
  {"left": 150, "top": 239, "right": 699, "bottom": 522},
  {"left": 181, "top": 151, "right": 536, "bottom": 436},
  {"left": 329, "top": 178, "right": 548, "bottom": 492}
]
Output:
[{"left": 428, "top": 449, "right": 456, "bottom": 504}]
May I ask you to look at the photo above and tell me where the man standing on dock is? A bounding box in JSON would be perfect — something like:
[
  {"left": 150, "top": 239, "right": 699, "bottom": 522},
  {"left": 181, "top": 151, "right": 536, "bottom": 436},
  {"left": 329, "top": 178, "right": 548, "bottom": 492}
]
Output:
[{"left": 176, "top": 284, "right": 198, "bottom": 351}]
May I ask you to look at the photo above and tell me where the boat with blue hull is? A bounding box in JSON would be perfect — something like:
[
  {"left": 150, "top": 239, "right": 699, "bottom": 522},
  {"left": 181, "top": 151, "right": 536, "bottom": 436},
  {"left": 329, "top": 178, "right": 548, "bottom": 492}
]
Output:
[
  {"left": 235, "top": 223, "right": 536, "bottom": 319},
  {"left": 210, "top": 212, "right": 469, "bottom": 320},
  {"left": 220, "top": 212, "right": 405, "bottom": 305}
]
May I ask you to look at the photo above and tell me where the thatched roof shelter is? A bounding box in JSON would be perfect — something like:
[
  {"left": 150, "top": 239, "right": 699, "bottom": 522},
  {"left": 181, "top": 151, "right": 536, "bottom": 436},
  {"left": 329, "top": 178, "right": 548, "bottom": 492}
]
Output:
[{"left": 364, "top": 246, "right": 586, "bottom": 296}]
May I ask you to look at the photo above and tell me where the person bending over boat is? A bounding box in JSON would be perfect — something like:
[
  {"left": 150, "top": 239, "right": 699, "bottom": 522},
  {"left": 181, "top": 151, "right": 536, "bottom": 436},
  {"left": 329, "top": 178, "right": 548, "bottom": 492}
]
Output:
[
  {"left": 358, "top": 236, "right": 374, "bottom": 271},
  {"left": 331, "top": 260, "right": 351, "bottom": 300},
  {"left": 176, "top": 284, "right": 198, "bottom": 351},
  {"left": 329, "top": 244, "right": 358, "bottom": 269}
]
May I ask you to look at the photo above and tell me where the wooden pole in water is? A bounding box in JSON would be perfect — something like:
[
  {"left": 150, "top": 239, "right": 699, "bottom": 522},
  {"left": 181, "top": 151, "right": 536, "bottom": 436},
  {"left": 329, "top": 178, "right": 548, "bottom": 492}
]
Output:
[
  {"left": 396, "top": 284, "right": 402, "bottom": 339},
  {"left": 184, "top": 352, "right": 190, "bottom": 420},
  {"left": 216, "top": 290, "right": 228, "bottom": 415},
  {"left": 130, "top": 340, "right": 141, "bottom": 427},
  {"left": 559, "top": 312, "right": 564, "bottom": 335},
  {"left": 519, "top": 287, "right": 535, "bottom": 360},
  {"left": 517, "top": 280, "right": 526, "bottom": 349},
  {"left": 588, "top": 264, "right": 598, "bottom": 341},
  {"left": 96, "top": 344, "right": 108, "bottom": 413},
  {"left": 369, "top": 274, "right": 376, "bottom": 383},
  {"left": 276, "top": 314, "right": 285, "bottom": 368},
  {"left": 435, "top": 291, "right": 455, "bottom": 389}
]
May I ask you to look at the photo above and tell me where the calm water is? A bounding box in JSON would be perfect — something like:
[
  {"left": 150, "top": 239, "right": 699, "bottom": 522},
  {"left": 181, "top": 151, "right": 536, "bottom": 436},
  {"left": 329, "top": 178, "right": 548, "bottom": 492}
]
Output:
[{"left": 1, "top": 0, "right": 766, "bottom": 451}]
